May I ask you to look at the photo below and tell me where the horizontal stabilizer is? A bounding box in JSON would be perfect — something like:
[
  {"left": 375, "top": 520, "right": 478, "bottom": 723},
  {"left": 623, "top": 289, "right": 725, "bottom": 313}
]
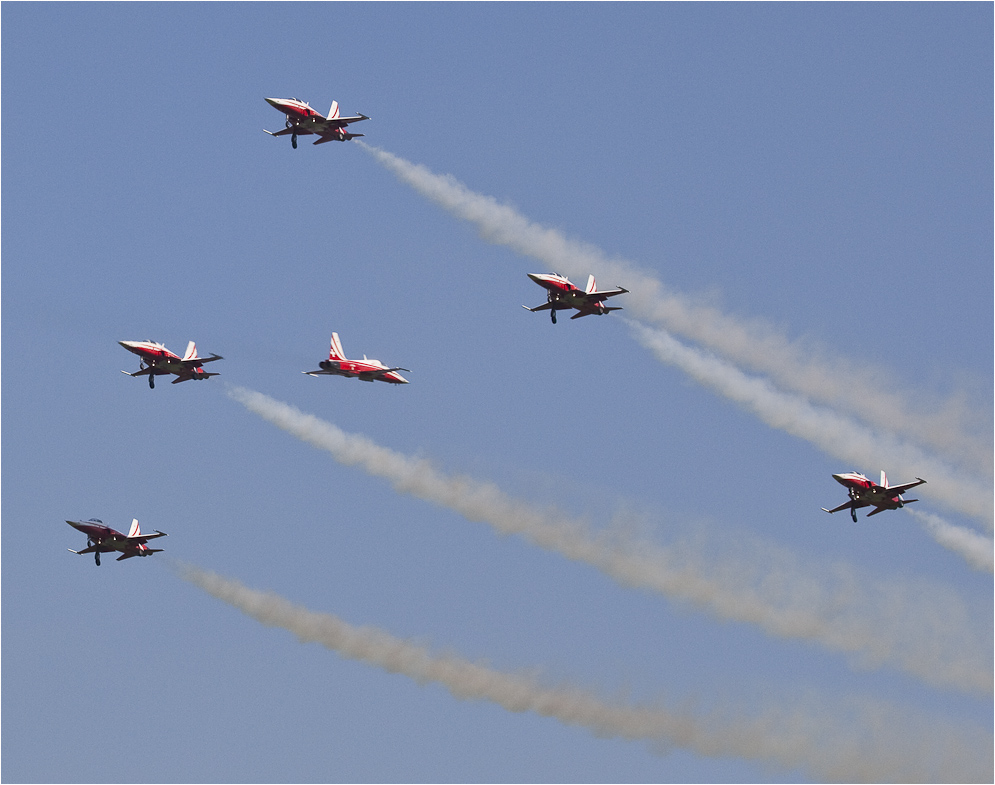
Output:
[
  {"left": 171, "top": 372, "right": 220, "bottom": 384},
  {"left": 116, "top": 548, "right": 164, "bottom": 561}
]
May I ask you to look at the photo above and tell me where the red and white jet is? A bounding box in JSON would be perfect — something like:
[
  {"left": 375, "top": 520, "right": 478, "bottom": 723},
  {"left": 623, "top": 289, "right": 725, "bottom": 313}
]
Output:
[
  {"left": 119, "top": 340, "right": 223, "bottom": 389},
  {"left": 263, "top": 97, "right": 368, "bottom": 149},
  {"left": 304, "top": 332, "right": 409, "bottom": 384},
  {"left": 522, "top": 273, "right": 628, "bottom": 324},
  {"left": 67, "top": 518, "right": 167, "bottom": 567},
  {"left": 822, "top": 471, "right": 926, "bottom": 522}
]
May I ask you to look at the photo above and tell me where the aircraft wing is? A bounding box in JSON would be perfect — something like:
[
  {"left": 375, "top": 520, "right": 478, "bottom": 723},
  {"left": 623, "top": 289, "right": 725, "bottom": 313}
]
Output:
[
  {"left": 522, "top": 303, "right": 554, "bottom": 312},
  {"left": 822, "top": 500, "right": 870, "bottom": 514},
  {"left": 587, "top": 287, "right": 629, "bottom": 302},
  {"left": 264, "top": 127, "right": 314, "bottom": 137},
  {"left": 370, "top": 367, "right": 410, "bottom": 378},
  {"left": 322, "top": 114, "right": 369, "bottom": 128},
  {"left": 179, "top": 353, "right": 223, "bottom": 367},
  {"left": 303, "top": 369, "right": 334, "bottom": 376},
  {"left": 127, "top": 530, "right": 167, "bottom": 544},
  {"left": 887, "top": 478, "right": 927, "bottom": 496}
]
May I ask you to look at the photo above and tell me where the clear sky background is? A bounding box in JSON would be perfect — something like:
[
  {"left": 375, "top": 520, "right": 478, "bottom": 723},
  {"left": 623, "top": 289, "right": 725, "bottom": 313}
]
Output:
[{"left": 3, "top": 4, "right": 992, "bottom": 783}]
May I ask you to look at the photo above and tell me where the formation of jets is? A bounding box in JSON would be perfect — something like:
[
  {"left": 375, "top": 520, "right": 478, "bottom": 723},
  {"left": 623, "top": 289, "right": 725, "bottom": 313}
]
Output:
[
  {"left": 822, "top": 471, "right": 926, "bottom": 523},
  {"left": 67, "top": 518, "right": 166, "bottom": 567},
  {"left": 71, "top": 94, "right": 930, "bottom": 565}
]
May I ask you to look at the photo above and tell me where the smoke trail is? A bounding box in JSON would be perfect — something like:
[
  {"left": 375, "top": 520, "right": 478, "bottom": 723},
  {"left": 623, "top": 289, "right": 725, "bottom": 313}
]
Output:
[
  {"left": 228, "top": 386, "right": 992, "bottom": 695},
  {"left": 906, "top": 509, "right": 994, "bottom": 573},
  {"left": 177, "top": 563, "right": 992, "bottom": 784},
  {"left": 358, "top": 142, "right": 991, "bottom": 477},
  {"left": 628, "top": 322, "right": 993, "bottom": 527}
]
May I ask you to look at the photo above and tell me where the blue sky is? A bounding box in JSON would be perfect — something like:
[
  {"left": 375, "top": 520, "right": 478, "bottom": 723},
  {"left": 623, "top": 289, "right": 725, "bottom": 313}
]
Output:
[{"left": 3, "top": 4, "right": 991, "bottom": 782}]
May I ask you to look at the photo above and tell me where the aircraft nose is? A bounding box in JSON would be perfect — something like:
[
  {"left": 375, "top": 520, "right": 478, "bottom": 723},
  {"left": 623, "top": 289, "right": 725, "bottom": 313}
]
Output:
[
  {"left": 527, "top": 273, "right": 545, "bottom": 283},
  {"left": 831, "top": 474, "right": 847, "bottom": 484},
  {"left": 264, "top": 97, "right": 283, "bottom": 108}
]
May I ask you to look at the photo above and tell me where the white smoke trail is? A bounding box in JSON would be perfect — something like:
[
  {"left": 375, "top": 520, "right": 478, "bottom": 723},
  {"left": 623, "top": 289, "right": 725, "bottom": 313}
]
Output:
[
  {"left": 358, "top": 142, "right": 991, "bottom": 477},
  {"left": 227, "top": 386, "right": 992, "bottom": 696},
  {"left": 177, "top": 563, "right": 993, "bottom": 784},
  {"left": 906, "top": 508, "right": 994, "bottom": 573},
  {"left": 628, "top": 322, "right": 993, "bottom": 527}
]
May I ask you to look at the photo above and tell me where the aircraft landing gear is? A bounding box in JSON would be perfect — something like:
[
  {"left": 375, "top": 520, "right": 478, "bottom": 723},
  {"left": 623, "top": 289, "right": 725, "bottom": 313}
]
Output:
[
  {"left": 95, "top": 551, "right": 101, "bottom": 566},
  {"left": 851, "top": 504, "right": 858, "bottom": 523},
  {"left": 551, "top": 310, "right": 557, "bottom": 324},
  {"left": 292, "top": 134, "right": 298, "bottom": 149},
  {"left": 149, "top": 373, "right": 155, "bottom": 389}
]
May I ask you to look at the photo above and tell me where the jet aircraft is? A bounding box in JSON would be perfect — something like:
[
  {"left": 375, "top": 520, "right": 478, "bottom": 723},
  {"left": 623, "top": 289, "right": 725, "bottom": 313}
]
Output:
[
  {"left": 263, "top": 97, "right": 368, "bottom": 148},
  {"left": 67, "top": 518, "right": 167, "bottom": 566},
  {"left": 304, "top": 332, "right": 409, "bottom": 384},
  {"left": 120, "top": 340, "right": 222, "bottom": 389},
  {"left": 522, "top": 273, "right": 628, "bottom": 324},
  {"left": 821, "top": 471, "right": 926, "bottom": 522}
]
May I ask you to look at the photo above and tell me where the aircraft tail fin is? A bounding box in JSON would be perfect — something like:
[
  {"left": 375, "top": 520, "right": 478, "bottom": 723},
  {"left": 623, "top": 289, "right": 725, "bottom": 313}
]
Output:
[
  {"left": 128, "top": 518, "right": 141, "bottom": 537},
  {"left": 881, "top": 470, "right": 888, "bottom": 489},
  {"left": 585, "top": 274, "right": 598, "bottom": 294},
  {"left": 183, "top": 341, "right": 199, "bottom": 361},
  {"left": 329, "top": 333, "right": 347, "bottom": 361},
  {"left": 328, "top": 100, "right": 340, "bottom": 120}
]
